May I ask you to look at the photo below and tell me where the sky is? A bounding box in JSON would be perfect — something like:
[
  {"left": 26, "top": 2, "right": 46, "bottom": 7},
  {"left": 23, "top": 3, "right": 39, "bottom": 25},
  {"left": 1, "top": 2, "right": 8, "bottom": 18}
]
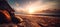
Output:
[{"left": 6, "top": 0, "right": 60, "bottom": 14}]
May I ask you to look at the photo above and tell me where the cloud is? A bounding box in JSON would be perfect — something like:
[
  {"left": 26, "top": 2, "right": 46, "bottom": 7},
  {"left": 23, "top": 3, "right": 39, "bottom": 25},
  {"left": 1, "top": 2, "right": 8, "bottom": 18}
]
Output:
[
  {"left": 39, "top": 9, "right": 60, "bottom": 13},
  {"left": 23, "top": 1, "right": 58, "bottom": 13},
  {"left": 15, "top": 2, "right": 20, "bottom": 7},
  {"left": 10, "top": 0, "right": 60, "bottom": 14}
]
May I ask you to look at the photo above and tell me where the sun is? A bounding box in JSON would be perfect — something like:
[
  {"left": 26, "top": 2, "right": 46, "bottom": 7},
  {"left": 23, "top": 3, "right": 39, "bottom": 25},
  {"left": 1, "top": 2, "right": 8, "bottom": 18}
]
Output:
[
  {"left": 28, "top": 9, "right": 34, "bottom": 14},
  {"left": 25, "top": 2, "right": 36, "bottom": 14}
]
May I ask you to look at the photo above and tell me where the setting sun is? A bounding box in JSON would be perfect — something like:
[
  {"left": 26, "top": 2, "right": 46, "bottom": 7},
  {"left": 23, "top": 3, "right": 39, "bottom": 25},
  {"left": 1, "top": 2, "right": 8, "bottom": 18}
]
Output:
[{"left": 28, "top": 8, "right": 35, "bottom": 14}]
